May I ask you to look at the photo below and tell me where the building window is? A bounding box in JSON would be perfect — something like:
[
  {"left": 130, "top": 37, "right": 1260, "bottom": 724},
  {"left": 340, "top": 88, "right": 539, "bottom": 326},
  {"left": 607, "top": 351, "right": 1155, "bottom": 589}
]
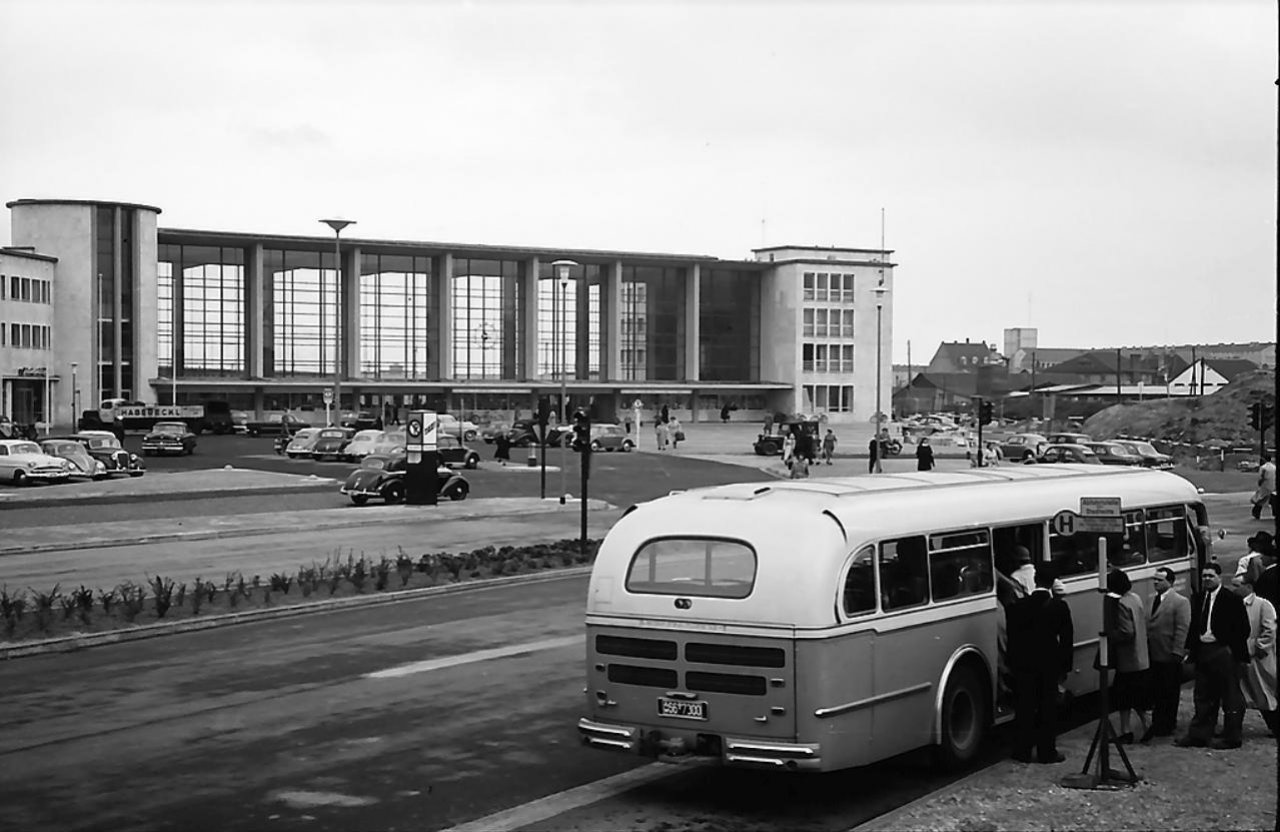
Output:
[
  {"left": 360, "top": 253, "right": 435, "bottom": 380},
  {"left": 803, "top": 308, "right": 814, "bottom": 338},
  {"left": 843, "top": 274, "right": 856, "bottom": 302},
  {"left": 842, "top": 309, "right": 855, "bottom": 338},
  {"left": 815, "top": 272, "right": 828, "bottom": 302},
  {"left": 803, "top": 272, "right": 815, "bottom": 301},
  {"left": 815, "top": 308, "right": 828, "bottom": 338}
]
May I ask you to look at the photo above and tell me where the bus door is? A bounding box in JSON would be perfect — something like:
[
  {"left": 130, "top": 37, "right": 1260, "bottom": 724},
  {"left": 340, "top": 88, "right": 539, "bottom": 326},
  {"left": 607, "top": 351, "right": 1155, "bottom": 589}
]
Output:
[{"left": 992, "top": 523, "right": 1047, "bottom": 713}]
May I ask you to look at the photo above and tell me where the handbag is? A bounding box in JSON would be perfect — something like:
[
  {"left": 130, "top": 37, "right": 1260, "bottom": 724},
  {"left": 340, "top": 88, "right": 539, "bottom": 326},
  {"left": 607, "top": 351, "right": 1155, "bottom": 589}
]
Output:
[
  {"left": 1251, "top": 487, "right": 1270, "bottom": 506},
  {"left": 675, "top": 430, "right": 685, "bottom": 441}
]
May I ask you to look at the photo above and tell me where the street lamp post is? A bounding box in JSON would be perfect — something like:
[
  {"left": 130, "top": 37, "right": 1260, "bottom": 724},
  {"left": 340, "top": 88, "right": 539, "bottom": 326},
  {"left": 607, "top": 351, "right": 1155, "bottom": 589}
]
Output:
[
  {"left": 70, "top": 362, "right": 79, "bottom": 428},
  {"left": 873, "top": 283, "right": 888, "bottom": 473},
  {"left": 320, "top": 218, "right": 355, "bottom": 425},
  {"left": 551, "top": 260, "right": 577, "bottom": 505}
]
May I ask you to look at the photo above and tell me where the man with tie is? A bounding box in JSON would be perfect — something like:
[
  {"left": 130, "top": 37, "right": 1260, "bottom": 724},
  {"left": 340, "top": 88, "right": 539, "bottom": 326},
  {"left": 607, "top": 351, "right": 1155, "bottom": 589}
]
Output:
[
  {"left": 1175, "top": 561, "right": 1252, "bottom": 749},
  {"left": 1143, "top": 566, "right": 1191, "bottom": 741}
]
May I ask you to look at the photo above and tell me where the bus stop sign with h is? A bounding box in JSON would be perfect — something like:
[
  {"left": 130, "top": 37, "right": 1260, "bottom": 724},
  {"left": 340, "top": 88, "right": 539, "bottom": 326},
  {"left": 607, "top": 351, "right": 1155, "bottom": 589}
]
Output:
[{"left": 404, "top": 410, "right": 439, "bottom": 506}]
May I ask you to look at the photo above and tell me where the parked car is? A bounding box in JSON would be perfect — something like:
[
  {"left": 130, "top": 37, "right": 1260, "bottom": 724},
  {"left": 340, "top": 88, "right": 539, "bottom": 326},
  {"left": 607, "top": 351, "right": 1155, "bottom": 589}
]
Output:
[
  {"left": 230, "top": 411, "right": 251, "bottom": 435},
  {"left": 753, "top": 420, "right": 822, "bottom": 456},
  {"left": 506, "top": 419, "right": 553, "bottom": 448},
  {"left": 1111, "top": 439, "right": 1174, "bottom": 469},
  {"left": 309, "top": 427, "right": 356, "bottom": 462},
  {"left": 590, "top": 423, "right": 635, "bottom": 452},
  {"left": 0, "top": 439, "right": 73, "bottom": 485},
  {"left": 40, "top": 438, "right": 108, "bottom": 480},
  {"left": 1083, "top": 441, "right": 1144, "bottom": 466},
  {"left": 341, "top": 429, "right": 388, "bottom": 462},
  {"left": 247, "top": 412, "right": 310, "bottom": 437},
  {"left": 283, "top": 428, "right": 324, "bottom": 459},
  {"left": 68, "top": 431, "right": 146, "bottom": 477},
  {"left": 998, "top": 433, "right": 1050, "bottom": 463},
  {"left": 437, "top": 434, "right": 482, "bottom": 469},
  {"left": 1034, "top": 444, "right": 1102, "bottom": 465},
  {"left": 437, "top": 414, "right": 481, "bottom": 442},
  {"left": 141, "top": 421, "right": 198, "bottom": 456},
  {"left": 1048, "top": 432, "right": 1092, "bottom": 446},
  {"left": 340, "top": 411, "right": 383, "bottom": 431},
  {"left": 339, "top": 453, "right": 470, "bottom": 505},
  {"left": 480, "top": 422, "right": 511, "bottom": 444}
]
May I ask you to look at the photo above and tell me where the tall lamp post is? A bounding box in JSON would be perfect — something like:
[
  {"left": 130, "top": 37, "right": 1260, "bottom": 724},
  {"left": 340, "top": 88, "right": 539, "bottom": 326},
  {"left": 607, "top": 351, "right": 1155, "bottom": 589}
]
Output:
[
  {"left": 70, "top": 362, "right": 79, "bottom": 428},
  {"left": 320, "top": 218, "right": 355, "bottom": 425},
  {"left": 551, "top": 259, "right": 577, "bottom": 504},
  {"left": 873, "top": 283, "right": 888, "bottom": 473}
]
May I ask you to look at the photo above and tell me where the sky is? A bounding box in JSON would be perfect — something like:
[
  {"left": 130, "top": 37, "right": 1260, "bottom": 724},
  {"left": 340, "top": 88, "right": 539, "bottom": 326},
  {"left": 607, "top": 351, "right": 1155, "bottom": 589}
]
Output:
[{"left": 1, "top": 0, "right": 1275, "bottom": 365}]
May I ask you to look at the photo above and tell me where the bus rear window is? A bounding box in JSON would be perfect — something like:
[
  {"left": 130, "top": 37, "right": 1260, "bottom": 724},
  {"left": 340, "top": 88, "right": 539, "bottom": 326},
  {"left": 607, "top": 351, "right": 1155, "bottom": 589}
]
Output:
[{"left": 625, "top": 537, "right": 757, "bottom": 598}]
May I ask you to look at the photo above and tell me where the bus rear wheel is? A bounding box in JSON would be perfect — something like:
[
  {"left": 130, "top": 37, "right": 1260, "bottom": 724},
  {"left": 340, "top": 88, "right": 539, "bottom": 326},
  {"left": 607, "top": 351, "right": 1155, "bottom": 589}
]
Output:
[{"left": 934, "top": 664, "right": 987, "bottom": 770}]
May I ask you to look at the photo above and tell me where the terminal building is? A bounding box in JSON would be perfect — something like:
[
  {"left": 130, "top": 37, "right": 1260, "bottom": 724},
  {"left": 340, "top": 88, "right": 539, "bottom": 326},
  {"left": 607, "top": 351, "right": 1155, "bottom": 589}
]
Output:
[{"left": 1, "top": 198, "right": 896, "bottom": 428}]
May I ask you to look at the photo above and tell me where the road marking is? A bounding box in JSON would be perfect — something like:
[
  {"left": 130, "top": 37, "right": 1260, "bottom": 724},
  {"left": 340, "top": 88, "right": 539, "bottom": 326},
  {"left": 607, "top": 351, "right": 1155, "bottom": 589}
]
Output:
[
  {"left": 363, "top": 635, "right": 582, "bottom": 679},
  {"left": 437, "top": 763, "right": 686, "bottom": 832}
]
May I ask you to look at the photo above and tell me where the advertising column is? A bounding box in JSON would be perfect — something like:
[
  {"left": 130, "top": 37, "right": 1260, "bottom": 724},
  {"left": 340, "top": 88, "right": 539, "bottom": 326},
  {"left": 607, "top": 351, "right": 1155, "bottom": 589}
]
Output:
[{"left": 405, "top": 409, "right": 439, "bottom": 506}]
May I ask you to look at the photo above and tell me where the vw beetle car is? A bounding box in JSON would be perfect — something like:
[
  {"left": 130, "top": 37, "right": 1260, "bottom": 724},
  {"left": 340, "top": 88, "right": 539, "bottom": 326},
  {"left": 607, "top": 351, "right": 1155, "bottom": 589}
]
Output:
[
  {"left": 590, "top": 423, "right": 635, "bottom": 452},
  {"left": 283, "top": 428, "right": 324, "bottom": 459},
  {"left": 0, "top": 439, "right": 73, "bottom": 485},
  {"left": 339, "top": 453, "right": 470, "bottom": 505},
  {"left": 141, "top": 421, "right": 198, "bottom": 456},
  {"left": 1034, "top": 443, "right": 1102, "bottom": 465},
  {"left": 1083, "top": 441, "right": 1143, "bottom": 466},
  {"left": 341, "top": 429, "right": 387, "bottom": 462},
  {"left": 998, "top": 433, "right": 1049, "bottom": 462},
  {"left": 309, "top": 427, "right": 356, "bottom": 462},
  {"left": 437, "top": 434, "right": 482, "bottom": 469},
  {"left": 68, "top": 431, "right": 146, "bottom": 477},
  {"left": 40, "top": 438, "right": 108, "bottom": 480}
]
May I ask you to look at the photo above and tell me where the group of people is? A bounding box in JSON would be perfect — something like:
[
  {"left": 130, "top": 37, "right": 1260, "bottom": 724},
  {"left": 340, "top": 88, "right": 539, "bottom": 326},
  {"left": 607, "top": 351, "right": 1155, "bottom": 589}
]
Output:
[
  {"left": 1005, "top": 534, "right": 1280, "bottom": 765},
  {"left": 653, "top": 405, "right": 682, "bottom": 451},
  {"left": 782, "top": 428, "right": 839, "bottom": 478}
]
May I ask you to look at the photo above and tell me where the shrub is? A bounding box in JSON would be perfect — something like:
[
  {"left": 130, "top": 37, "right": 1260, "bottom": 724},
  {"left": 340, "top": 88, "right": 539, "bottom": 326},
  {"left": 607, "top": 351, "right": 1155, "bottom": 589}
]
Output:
[
  {"left": 190, "top": 579, "right": 205, "bottom": 615},
  {"left": 327, "top": 571, "right": 342, "bottom": 596},
  {"left": 97, "top": 588, "right": 116, "bottom": 616},
  {"left": 31, "top": 584, "right": 62, "bottom": 632},
  {"left": 175, "top": 583, "right": 187, "bottom": 610},
  {"left": 73, "top": 585, "right": 94, "bottom": 626},
  {"left": 349, "top": 558, "right": 368, "bottom": 593},
  {"left": 149, "top": 576, "right": 176, "bottom": 619},
  {"left": 1, "top": 585, "right": 27, "bottom": 636},
  {"left": 269, "top": 573, "right": 293, "bottom": 594},
  {"left": 59, "top": 595, "right": 76, "bottom": 621},
  {"left": 118, "top": 583, "right": 146, "bottom": 623}
]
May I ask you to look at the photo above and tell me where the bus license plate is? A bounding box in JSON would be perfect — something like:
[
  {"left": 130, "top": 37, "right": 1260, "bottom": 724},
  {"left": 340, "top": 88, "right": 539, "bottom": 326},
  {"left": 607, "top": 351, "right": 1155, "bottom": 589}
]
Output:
[{"left": 657, "top": 697, "right": 708, "bottom": 720}]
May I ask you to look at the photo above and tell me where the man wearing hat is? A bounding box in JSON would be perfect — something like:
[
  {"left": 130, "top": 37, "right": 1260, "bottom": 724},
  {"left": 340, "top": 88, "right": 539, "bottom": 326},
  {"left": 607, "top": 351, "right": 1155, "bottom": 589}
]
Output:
[{"left": 1239, "top": 532, "right": 1276, "bottom": 587}]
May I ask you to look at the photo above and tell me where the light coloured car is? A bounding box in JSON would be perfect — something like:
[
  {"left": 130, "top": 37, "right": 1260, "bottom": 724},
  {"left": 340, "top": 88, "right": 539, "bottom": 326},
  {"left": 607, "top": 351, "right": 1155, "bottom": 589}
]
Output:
[
  {"left": 998, "top": 433, "right": 1049, "bottom": 463},
  {"left": 0, "top": 439, "right": 73, "bottom": 485},
  {"left": 342, "top": 429, "right": 387, "bottom": 462},
  {"left": 40, "top": 439, "right": 108, "bottom": 480},
  {"left": 284, "top": 428, "right": 323, "bottom": 459},
  {"left": 437, "top": 414, "right": 481, "bottom": 442},
  {"left": 589, "top": 423, "right": 635, "bottom": 452}
]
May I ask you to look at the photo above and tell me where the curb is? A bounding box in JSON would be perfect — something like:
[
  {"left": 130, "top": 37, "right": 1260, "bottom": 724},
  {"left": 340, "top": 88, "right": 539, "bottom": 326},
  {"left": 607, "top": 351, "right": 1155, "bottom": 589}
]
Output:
[
  {"left": 0, "top": 565, "right": 594, "bottom": 660},
  {"left": 0, "top": 481, "right": 339, "bottom": 511}
]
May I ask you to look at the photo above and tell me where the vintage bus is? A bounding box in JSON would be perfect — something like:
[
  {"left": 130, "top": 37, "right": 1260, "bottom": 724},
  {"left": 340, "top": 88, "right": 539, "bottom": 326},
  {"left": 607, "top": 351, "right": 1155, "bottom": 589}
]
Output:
[{"left": 577, "top": 465, "right": 1211, "bottom": 772}]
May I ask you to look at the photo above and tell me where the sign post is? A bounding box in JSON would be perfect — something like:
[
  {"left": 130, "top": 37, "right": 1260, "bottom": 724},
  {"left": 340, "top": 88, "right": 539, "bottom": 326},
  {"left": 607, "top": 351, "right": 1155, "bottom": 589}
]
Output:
[
  {"left": 1061, "top": 497, "right": 1138, "bottom": 790},
  {"left": 632, "top": 399, "right": 643, "bottom": 449},
  {"left": 323, "top": 388, "right": 334, "bottom": 427},
  {"left": 404, "top": 409, "right": 439, "bottom": 506}
]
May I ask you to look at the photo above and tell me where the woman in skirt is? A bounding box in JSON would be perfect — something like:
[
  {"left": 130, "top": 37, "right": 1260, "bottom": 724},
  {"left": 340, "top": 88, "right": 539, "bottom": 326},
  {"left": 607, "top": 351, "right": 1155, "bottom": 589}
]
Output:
[{"left": 1106, "top": 569, "right": 1151, "bottom": 743}]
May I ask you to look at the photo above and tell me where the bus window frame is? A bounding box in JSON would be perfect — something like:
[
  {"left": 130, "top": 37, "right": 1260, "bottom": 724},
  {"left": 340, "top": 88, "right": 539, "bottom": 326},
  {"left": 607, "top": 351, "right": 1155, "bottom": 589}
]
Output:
[
  {"left": 623, "top": 535, "right": 758, "bottom": 599},
  {"left": 838, "top": 543, "right": 879, "bottom": 620}
]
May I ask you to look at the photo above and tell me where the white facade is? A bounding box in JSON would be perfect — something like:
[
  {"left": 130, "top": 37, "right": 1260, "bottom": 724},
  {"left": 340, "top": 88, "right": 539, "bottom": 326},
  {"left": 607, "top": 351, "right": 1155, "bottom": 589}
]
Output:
[{"left": 0, "top": 249, "right": 60, "bottom": 425}]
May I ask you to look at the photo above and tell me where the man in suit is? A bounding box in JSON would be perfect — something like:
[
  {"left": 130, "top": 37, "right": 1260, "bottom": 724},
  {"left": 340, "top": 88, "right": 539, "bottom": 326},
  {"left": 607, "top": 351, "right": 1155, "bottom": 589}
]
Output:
[
  {"left": 1143, "top": 566, "right": 1192, "bottom": 741},
  {"left": 1175, "top": 561, "right": 1252, "bottom": 749},
  {"left": 1006, "top": 564, "right": 1074, "bottom": 764}
]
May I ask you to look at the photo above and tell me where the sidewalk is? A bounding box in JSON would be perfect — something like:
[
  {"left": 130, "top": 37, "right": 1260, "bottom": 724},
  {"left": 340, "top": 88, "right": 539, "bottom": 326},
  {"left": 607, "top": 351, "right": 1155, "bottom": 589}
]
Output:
[
  {"left": 0, "top": 466, "right": 339, "bottom": 508},
  {"left": 854, "top": 690, "right": 1278, "bottom": 832}
]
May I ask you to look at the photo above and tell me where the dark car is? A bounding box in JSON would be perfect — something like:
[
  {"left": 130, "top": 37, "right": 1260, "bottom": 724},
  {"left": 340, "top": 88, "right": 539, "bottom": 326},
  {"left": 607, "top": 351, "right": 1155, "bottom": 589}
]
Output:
[
  {"left": 340, "top": 411, "right": 383, "bottom": 431},
  {"left": 309, "top": 427, "right": 356, "bottom": 462},
  {"left": 998, "top": 433, "right": 1049, "bottom": 463},
  {"left": 339, "top": 453, "right": 470, "bottom": 505},
  {"left": 141, "top": 421, "right": 198, "bottom": 456},
  {"left": 40, "top": 438, "right": 109, "bottom": 480},
  {"left": 753, "top": 420, "right": 821, "bottom": 456},
  {"left": 437, "top": 434, "right": 482, "bottom": 469},
  {"left": 1048, "top": 432, "right": 1092, "bottom": 446},
  {"left": 68, "top": 431, "right": 146, "bottom": 477},
  {"left": 1034, "top": 443, "right": 1102, "bottom": 465},
  {"left": 247, "top": 413, "right": 311, "bottom": 437},
  {"left": 1083, "top": 441, "right": 1143, "bottom": 467},
  {"left": 506, "top": 419, "right": 567, "bottom": 448},
  {"left": 1112, "top": 439, "right": 1174, "bottom": 469}
]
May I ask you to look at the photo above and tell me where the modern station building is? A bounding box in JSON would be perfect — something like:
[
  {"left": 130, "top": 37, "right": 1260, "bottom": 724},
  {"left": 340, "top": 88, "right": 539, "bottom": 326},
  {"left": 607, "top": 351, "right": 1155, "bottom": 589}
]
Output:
[{"left": 1, "top": 198, "right": 896, "bottom": 428}]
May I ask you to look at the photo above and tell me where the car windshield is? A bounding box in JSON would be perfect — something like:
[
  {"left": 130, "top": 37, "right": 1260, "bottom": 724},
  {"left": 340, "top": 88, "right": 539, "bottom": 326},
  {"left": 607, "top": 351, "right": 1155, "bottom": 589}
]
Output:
[
  {"left": 352, "top": 430, "right": 382, "bottom": 442},
  {"left": 361, "top": 457, "right": 387, "bottom": 470},
  {"left": 290, "top": 429, "right": 319, "bottom": 442},
  {"left": 1132, "top": 442, "right": 1160, "bottom": 455},
  {"left": 10, "top": 442, "right": 41, "bottom": 455},
  {"left": 43, "top": 442, "right": 81, "bottom": 456},
  {"left": 87, "top": 436, "right": 121, "bottom": 449},
  {"left": 438, "top": 435, "right": 459, "bottom": 448},
  {"left": 319, "top": 429, "right": 347, "bottom": 438},
  {"left": 154, "top": 423, "right": 186, "bottom": 434}
]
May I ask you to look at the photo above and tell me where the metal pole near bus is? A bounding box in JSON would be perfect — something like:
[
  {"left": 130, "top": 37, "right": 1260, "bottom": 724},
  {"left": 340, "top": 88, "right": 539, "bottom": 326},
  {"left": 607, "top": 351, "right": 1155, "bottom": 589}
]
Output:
[{"left": 1061, "top": 536, "right": 1138, "bottom": 790}]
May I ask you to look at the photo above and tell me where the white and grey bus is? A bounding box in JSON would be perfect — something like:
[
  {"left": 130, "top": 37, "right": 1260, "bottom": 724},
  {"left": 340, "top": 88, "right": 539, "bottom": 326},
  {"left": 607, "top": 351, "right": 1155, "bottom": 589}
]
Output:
[{"left": 577, "top": 465, "right": 1210, "bottom": 772}]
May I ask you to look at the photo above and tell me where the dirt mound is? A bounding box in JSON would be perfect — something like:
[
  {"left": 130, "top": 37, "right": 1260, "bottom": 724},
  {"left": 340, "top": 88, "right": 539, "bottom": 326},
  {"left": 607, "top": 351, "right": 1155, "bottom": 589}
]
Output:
[{"left": 1083, "top": 369, "right": 1275, "bottom": 446}]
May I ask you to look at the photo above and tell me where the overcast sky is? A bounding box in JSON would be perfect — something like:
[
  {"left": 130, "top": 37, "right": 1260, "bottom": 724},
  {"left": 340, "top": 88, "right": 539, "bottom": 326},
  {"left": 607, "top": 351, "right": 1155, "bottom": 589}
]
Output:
[{"left": 1, "top": 0, "right": 1274, "bottom": 365}]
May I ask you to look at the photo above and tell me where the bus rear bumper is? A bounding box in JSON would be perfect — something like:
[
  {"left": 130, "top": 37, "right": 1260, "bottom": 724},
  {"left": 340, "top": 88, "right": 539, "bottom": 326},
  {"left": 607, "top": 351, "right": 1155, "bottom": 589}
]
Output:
[{"left": 577, "top": 718, "right": 823, "bottom": 771}]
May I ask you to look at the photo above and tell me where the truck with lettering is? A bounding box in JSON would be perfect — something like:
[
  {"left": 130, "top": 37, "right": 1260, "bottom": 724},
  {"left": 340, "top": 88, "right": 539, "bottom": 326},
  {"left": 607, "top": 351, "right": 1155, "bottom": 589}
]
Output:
[{"left": 95, "top": 399, "right": 233, "bottom": 434}]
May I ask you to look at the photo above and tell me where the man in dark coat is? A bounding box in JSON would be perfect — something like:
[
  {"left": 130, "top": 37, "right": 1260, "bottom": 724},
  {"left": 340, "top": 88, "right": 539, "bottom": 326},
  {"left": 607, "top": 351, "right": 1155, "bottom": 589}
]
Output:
[
  {"left": 1175, "top": 561, "right": 1252, "bottom": 749},
  {"left": 1006, "top": 564, "right": 1074, "bottom": 763}
]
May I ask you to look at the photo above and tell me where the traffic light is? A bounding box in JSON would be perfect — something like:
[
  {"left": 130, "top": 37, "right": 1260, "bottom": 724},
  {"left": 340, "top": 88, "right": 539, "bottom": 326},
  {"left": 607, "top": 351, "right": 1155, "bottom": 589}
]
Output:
[
  {"left": 978, "top": 399, "right": 994, "bottom": 426},
  {"left": 1249, "top": 401, "right": 1275, "bottom": 431},
  {"left": 536, "top": 396, "right": 551, "bottom": 428},
  {"left": 571, "top": 408, "right": 591, "bottom": 452}
]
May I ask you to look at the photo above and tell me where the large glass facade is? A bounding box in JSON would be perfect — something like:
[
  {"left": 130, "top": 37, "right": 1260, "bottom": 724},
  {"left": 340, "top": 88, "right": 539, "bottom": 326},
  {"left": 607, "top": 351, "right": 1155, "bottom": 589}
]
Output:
[
  {"left": 265, "top": 249, "right": 339, "bottom": 377},
  {"left": 534, "top": 261, "right": 605, "bottom": 380},
  {"left": 157, "top": 260, "right": 173, "bottom": 376},
  {"left": 621, "top": 265, "right": 684, "bottom": 380},
  {"left": 699, "top": 268, "right": 759, "bottom": 382},
  {"left": 360, "top": 253, "right": 434, "bottom": 379},
  {"left": 157, "top": 244, "right": 246, "bottom": 378},
  {"left": 95, "top": 206, "right": 136, "bottom": 398},
  {"left": 452, "top": 258, "right": 520, "bottom": 380}
]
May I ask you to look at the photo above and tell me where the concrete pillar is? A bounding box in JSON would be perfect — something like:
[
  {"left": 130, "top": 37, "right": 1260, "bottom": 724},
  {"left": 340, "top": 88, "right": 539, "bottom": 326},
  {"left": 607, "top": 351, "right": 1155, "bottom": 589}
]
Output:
[
  {"left": 522, "top": 257, "right": 540, "bottom": 380},
  {"left": 576, "top": 272, "right": 590, "bottom": 379},
  {"left": 502, "top": 270, "right": 519, "bottom": 378},
  {"left": 685, "top": 263, "right": 700, "bottom": 382},
  {"left": 112, "top": 207, "right": 123, "bottom": 398},
  {"left": 245, "top": 243, "right": 264, "bottom": 378},
  {"left": 605, "top": 260, "right": 622, "bottom": 380},
  {"left": 436, "top": 253, "right": 453, "bottom": 379},
  {"left": 343, "top": 246, "right": 361, "bottom": 380}
]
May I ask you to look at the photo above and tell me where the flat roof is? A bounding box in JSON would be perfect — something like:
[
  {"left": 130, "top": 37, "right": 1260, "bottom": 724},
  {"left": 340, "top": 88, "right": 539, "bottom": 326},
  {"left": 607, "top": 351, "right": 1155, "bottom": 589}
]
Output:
[
  {"left": 0, "top": 247, "right": 58, "bottom": 263},
  {"left": 7, "top": 198, "right": 162, "bottom": 214}
]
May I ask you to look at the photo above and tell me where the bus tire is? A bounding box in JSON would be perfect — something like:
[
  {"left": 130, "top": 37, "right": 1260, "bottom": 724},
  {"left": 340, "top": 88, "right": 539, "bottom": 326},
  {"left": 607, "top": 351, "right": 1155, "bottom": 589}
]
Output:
[{"left": 934, "top": 664, "right": 987, "bottom": 770}]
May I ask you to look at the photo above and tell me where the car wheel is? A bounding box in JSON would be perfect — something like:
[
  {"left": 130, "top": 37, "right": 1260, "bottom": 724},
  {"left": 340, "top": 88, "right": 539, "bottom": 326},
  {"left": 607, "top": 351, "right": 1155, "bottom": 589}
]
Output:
[
  {"left": 448, "top": 482, "right": 469, "bottom": 501},
  {"left": 622, "top": 441, "right": 634, "bottom": 452},
  {"left": 590, "top": 440, "right": 603, "bottom": 452},
  {"left": 934, "top": 664, "right": 987, "bottom": 770},
  {"left": 464, "top": 430, "right": 478, "bottom": 442},
  {"left": 349, "top": 495, "right": 369, "bottom": 506},
  {"left": 13, "top": 470, "right": 27, "bottom": 486},
  {"left": 383, "top": 482, "right": 406, "bottom": 504},
  {"left": 757, "top": 441, "right": 778, "bottom": 456},
  {"left": 130, "top": 471, "right": 145, "bottom": 478},
  {"left": 465, "top": 455, "right": 478, "bottom": 469}
]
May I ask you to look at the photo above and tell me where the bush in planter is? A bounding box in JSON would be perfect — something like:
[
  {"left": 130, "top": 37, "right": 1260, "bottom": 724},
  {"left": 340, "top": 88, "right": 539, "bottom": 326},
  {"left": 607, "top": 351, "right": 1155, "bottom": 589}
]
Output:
[
  {"left": 73, "top": 585, "right": 94, "bottom": 626},
  {"left": 1, "top": 586, "right": 28, "bottom": 637},
  {"left": 31, "top": 584, "right": 61, "bottom": 632},
  {"left": 149, "top": 576, "right": 176, "bottom": 619}
]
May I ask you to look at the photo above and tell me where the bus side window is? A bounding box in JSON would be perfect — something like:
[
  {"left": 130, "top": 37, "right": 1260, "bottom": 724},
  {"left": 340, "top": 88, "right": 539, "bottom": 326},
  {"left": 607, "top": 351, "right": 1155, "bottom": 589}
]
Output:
[
  {"left": 879, "top": 536, "right": 928, "bottom": 610},
  {"left": 1112, "top": 509, "right": 1147, "bottom": 566},
  {"left": 928, "top": 529, "right": 993, "bottom": 601},
  {"left": 1145, "top": 505, "right": 1187, "bottom": 562},
  {"left": 841, "top": 544, "right": 877, "bottom": 616}
]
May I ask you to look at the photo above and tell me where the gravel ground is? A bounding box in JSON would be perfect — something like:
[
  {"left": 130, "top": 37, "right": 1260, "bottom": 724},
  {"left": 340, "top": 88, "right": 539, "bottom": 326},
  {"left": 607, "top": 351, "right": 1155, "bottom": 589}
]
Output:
[{"left": 858, "top": 694, "right": 1278, "bottom": 832}]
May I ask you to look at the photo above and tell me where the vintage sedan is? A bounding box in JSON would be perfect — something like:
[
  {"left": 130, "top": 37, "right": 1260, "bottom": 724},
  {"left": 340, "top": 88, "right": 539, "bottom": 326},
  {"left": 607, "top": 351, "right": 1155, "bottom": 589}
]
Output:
[
  {"left": 310, "top": 427, "right": 356, "bottom": 462},
  {"left": 1083, "top": 441, "right": 1144, "bottom": 466},
  {"left": 339, "top": 453, "right": 470, "bottom": 505},
  {"left": 1048, "top": 432, "right": 1092, "bottom": 447},
  {"left": 247, "top": 412, "right": 310, "bottom": 437},
  {"left": 589, "top": 423, "right": 635, "bottom": 452},
  {"left": 141, "top": 421, "right": 198, "bottom": 456},
  {"left": 283, "top": 428, "right": 324, "bottom": 459},
  {"left": 1112, "top": 439, "right": 1174, "bottom": 469},
  {"left": 40, "top": 438, "right": 108, "bottom": 480},
  {"left": 480, "top": 422, "right": 511, "bottom": 444},
  {"left": 341, "top": 429, "right": 388, "bottom": 462},
  {"left": 0, "top": 439, "right": 73, "bottom": 485},
  {"left": 998, "top": 433, "right": 1050, "bottom": 463},
  {"left": 437, "top": 414, "right": 481, "bottom": 442},
  {"left": 437, "top": 434, "right": 482, "bottom": 469},
  {"left": 1034, "top": 443, "right": 1103, "bottom": 465},
  {"left": 68, "top": 431, "right": 146, "bottom": 477}
]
